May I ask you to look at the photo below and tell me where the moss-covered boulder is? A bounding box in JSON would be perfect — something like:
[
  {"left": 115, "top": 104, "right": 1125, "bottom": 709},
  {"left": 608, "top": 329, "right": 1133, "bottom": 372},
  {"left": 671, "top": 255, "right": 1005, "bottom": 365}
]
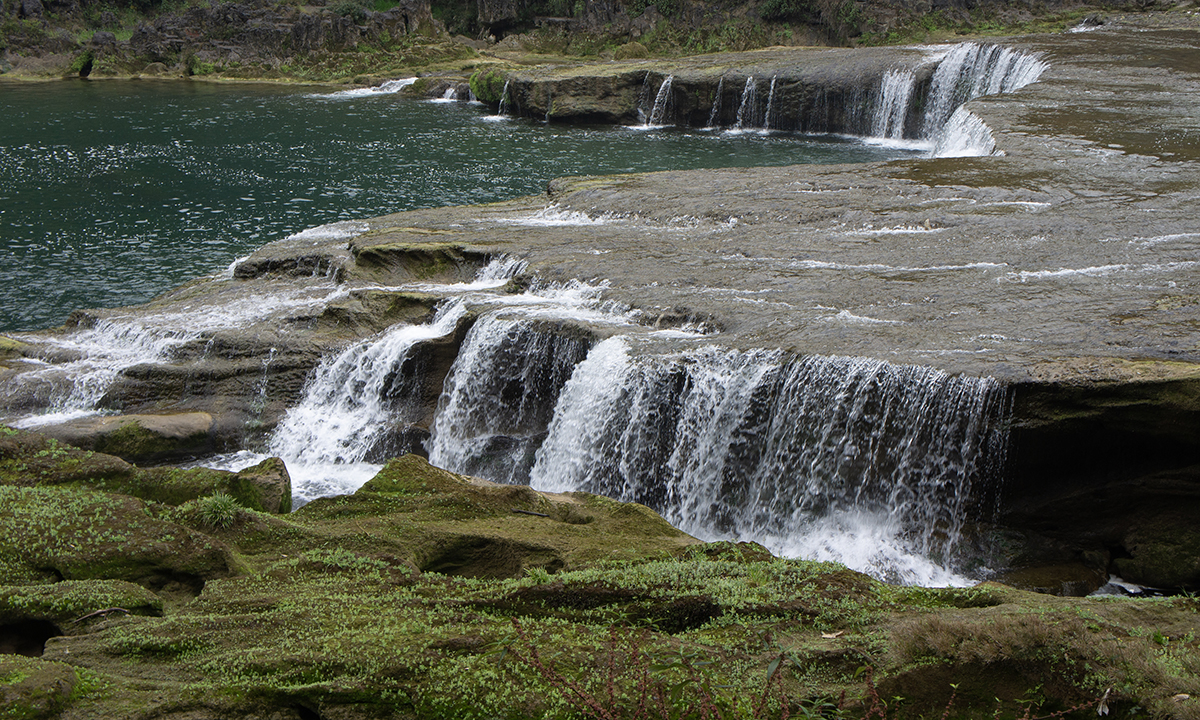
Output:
[
  {"left": 0, "top": 580, "right": 163, "bottom": 631},
  {"left": 35, "top": 413, "right": 216, "bottom": 464},
  {"left": 0, "top": 486, "right": 241, "bottom": 592},
  {"left": 313, "top": 454, "right": 700, "bottom": 577},
  {"left": 0, "top": 655, "right": 79, "bottom": 719},
  {"left": 0, "top": 427, "right": 290, "bottom": 513}
]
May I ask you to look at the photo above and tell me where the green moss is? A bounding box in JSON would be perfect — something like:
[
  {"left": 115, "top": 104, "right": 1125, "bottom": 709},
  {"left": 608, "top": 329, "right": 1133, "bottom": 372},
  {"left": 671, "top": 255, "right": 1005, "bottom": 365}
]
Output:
[{"left": 468, "top": 67, "right": 509, "bottom": 104}]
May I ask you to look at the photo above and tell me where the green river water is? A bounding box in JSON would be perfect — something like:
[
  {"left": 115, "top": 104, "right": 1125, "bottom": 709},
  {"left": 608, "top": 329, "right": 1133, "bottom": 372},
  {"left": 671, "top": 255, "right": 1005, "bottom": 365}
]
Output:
[{"left": 0, "top": 78, "right": 913, "bottom": 332}]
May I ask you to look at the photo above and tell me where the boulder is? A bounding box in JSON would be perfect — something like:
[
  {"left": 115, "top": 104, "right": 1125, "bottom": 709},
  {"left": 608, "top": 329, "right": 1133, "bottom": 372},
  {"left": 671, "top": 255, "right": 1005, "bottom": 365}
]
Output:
[
  {"left": 0, "top": 485, "right": 241, "bottom": 591},
  {"left": 0, "top": 427, "right": 291, "bottom": 513},
  {"left": 35, "top": 412, "right": 216, "bottom": 463}
]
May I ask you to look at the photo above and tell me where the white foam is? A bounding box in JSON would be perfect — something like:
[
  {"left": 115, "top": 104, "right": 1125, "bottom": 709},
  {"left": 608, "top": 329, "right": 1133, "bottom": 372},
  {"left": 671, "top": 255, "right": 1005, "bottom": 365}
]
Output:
[
  {"left": 496, "top": 205, "right": 616, "bottom": 227},
  {"left": 315, "top": 78, "right": 418, "bottom": 99}
]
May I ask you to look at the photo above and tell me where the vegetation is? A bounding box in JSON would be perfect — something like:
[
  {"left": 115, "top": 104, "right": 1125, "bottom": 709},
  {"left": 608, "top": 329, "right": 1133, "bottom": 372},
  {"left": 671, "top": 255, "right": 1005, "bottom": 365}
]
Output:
[{"left": 0, "top": 432, "right": 1197, "bottom": 718}]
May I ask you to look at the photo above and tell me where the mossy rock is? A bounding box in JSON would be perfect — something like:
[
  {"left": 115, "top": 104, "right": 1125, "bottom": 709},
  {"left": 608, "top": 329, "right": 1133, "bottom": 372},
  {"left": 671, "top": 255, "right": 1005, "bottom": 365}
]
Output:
[
  {"left": 613, "top": 41, "right": 648, "bottom": 60},
  {"left": 0, "top": 336, "right": 28, "bottom": 360},
  {"left": 468, "top": 67, "right": 509, "bottom": 104},
  {"left": 0, "top": 655, "right": 78, "bottom": 720},
  {"left": 0, "top": 486, "right": 241, "bottom": 592},
  {"left": 0, "top": 427, "right": 290, "bottom": 513},
  {"left": 298, "top": 454, "right": 698, "bottom": 577},
  {"left": 0, "top": 580, "right": 163, "bottom": 631}
]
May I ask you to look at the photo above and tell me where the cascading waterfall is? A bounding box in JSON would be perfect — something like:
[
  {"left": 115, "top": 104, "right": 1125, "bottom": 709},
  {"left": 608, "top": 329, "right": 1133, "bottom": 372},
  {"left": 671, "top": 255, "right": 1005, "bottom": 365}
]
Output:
[
  {"left": 734, "top": 76, "right": 758, "bottom": 130},
  {"left": 921, "top": 42, "right": 1048, "bottom": 138},
  {"left": 870, "top": 69, "right": 917, "bottom": 140},
  {"left": 932, "top": 107, "right": 998, "bottom": 157},
  {"left": 497, "top": 79, "right": 512, "bottom": 116},
  {"left": 763, "top": 75, "right": 778, "bottom": 131},
  {"left": 9, "top": 319, "right": 200, "bottom": 428},
  {"left": 426, "top": 314, "right": 593, "bottom": 484},
  {"left": 645, "top": 75, "right": 675, "bottom": 127},
  {"left": 705, "top": 76, "right": 725, "bottom": 129},
  {"left": 418, "top": 310, "right": 1010, "bottom": 584}
]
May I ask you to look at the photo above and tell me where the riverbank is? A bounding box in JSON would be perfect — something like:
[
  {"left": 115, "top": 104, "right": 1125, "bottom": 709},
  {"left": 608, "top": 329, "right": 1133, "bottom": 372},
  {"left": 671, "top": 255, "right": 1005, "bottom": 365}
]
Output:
[{"left": 2, "top": 433, "right": 1198, "bottom": 719}]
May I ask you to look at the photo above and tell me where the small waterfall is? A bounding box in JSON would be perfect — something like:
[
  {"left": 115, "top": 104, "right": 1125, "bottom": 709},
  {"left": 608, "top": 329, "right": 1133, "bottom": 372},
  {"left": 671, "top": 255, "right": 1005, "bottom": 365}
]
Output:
[
  {"left": 426, "top": 314, "right": 593, "bottom": 484},
  {"left": 645, "top": 75, "right": 675, "bottom": 127},
  {"left": 734, "top": 76, "right": 757, "bottom": 130},
  {"left": 932, "top": 107, "right": 998, "bottom": 157},
  {"left": 497, "top": 79, "right": 512, "bottom": 116},
  {"left": 705, "top": 76, "right": 724, "bottom": 129},
  {"left": 921, "top": 43, "right": 1048, "bottom": 138},
  {"left": 267, "top": 301, "right": 469, "bottom": 499},
  {"left": 870, "top": 69, "right": 917, "bottom": 139},
  {"left": 763, "top": 75, "right": 778, "bottom": 130},
  {"left": 527, "top": 339, "right": 1010, "bottom": 585},
  {"left": 10, "top": 320, "right": 199, "bottom": 428},
  {"left": 442, "top": 86, "right": 457, "bottom": 100}
]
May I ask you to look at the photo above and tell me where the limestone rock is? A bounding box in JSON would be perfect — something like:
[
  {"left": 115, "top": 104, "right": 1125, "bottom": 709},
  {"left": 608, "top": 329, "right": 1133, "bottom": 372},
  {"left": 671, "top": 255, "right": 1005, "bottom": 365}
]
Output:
[{"left": 36, "top": 412, "right": 216, "bottom": 464}]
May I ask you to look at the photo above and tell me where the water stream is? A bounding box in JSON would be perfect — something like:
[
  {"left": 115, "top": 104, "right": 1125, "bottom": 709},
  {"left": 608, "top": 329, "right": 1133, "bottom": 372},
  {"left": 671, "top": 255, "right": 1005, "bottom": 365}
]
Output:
[{"left": 1, "top": 41, "right": 1056, "bottom": 585}]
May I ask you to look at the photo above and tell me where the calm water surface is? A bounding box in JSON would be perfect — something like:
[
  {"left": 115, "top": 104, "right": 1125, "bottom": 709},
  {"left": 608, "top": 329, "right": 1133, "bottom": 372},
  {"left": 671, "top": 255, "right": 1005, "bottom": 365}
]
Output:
[{"left": 0, "top": 79, "right": 913, "bottom": 332}]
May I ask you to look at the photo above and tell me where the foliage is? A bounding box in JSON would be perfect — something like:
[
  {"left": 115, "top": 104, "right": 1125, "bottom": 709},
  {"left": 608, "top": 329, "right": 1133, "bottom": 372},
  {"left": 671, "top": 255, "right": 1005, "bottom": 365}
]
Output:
[{"left": 193, "top": 492, "right": 240, "bottom": 530}]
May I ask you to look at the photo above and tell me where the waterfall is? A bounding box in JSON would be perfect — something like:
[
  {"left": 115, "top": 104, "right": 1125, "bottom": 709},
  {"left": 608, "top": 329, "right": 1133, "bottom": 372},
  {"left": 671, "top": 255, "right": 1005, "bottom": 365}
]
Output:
[
  {"left": 921, "top": 43, "right": 1048, "bottom": 138},
  {"left": 645, "top": 75, "right": 675, "bottom": 127},
  {"left": 525, "top": 339, "right": 1009, "bottom": 585},
  {"left": 734, "top": 76, "right": 757, "bottom": 130},
  {"left": 426, "top": 315, "right": 593, "bottom": 484},
  {"left": 705, "top": 76, "right": 724, "bottom": 129},
  {"left": 266, "top": 301, "right": 469, "bottom": 499},
  {"left": 932, "top": 107, "right": 998, "bottom": 157},
  {"left": 870, "top": 69, "right": 917, "bottom": 139},
  {"left": 763, "top": 75, "right": 778, "bottom": 131},
  {"left": 497, "top": 79, "right": 512, "bottom": 116}
]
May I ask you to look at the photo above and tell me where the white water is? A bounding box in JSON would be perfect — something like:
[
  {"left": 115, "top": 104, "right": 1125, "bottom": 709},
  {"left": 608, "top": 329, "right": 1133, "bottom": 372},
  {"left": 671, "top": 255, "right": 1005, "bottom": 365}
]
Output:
[
  {"left": 265, "top": 301, "right": 469, "bottom": 501},
  {"left": 705, "top": 76, "right": 725, "bottom": 129},
  {"left": 317, "top": 77, "right": 418, "bottom": 100},
  {"left": 733, "top": 77, "right": 758, "bottom": 131},
  {"left": 7, "top": 282, "right": 346, "bottom": 429},
  {"left": 871, "top": 69, "right": 917, "bottom": 139},
  {"left": 921, "top": 43, "right": 1048, "bottom": 139},
  {"left": 645, "top": 75, "right": 675, "bottom": 127},
  {"left": 426, "top": 328, "right": 1009, "bottom": 586},
  {"left": 861, "top": 42, "right": 1047, "bottom": 155},
  {"left": 763, "top": 76, "right": 778, "bottom": 130}
]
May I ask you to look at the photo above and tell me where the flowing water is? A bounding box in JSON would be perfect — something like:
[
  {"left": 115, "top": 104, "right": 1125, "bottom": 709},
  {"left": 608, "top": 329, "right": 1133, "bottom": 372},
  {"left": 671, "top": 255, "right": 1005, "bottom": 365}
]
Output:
[
  {"left": 0, "top": 80, "right": 913, "bottom": 332},
  {"left": 1, "top": 42, "right": 1060, "bottom": 584}
]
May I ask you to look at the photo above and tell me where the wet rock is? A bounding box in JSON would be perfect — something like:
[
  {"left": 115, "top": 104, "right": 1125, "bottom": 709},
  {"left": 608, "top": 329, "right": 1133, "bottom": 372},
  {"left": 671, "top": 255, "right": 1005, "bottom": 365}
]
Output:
[
  {"left": 346, "top": 238, "right": 491, "bottom": 284},
  {"left": 36, "top": 412, "right": 216, "bottom": 463}
]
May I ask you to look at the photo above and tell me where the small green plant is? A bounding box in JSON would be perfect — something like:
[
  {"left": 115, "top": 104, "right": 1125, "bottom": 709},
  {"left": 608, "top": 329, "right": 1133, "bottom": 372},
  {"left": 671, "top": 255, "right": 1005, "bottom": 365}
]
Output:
[{"left": 195, "top": 492, "right": 240, "bottom": 529}]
